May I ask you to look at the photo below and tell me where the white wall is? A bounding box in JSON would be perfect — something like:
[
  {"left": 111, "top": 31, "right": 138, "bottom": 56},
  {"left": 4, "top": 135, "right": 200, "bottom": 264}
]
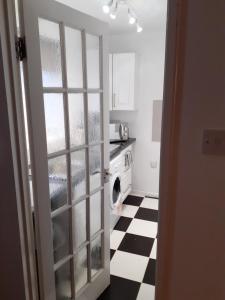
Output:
[{"left": 109, "top": 26, "right": 167, "bottom": 196}]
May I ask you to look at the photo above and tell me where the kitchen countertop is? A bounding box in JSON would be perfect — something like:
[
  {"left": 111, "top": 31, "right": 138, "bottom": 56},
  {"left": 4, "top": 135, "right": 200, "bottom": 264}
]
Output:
[{"left": 110, "top": 138, "right": 136, "bottom": 161}]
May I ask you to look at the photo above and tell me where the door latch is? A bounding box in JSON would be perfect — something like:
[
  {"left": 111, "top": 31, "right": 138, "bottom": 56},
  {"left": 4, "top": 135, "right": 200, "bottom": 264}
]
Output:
[{"left": 103, "top": 168, "right": 112, "bottom": 183}]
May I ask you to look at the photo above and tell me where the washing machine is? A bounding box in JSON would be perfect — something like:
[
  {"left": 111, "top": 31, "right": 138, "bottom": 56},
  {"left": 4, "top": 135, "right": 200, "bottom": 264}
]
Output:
[{"left": 109, "top": 155, "right": 123, "bottom": 230}]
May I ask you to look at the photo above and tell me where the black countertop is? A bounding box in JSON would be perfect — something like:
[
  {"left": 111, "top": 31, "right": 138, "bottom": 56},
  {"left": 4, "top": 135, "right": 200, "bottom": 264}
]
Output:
[{"left": 110, "top": 138, "right": 136, "bottom": 161}]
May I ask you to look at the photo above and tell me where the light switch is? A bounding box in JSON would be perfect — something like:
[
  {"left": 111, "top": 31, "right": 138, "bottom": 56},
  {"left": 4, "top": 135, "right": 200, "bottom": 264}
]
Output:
[{"left": 202, "top": 129, "right": 225, "bottom": 156}]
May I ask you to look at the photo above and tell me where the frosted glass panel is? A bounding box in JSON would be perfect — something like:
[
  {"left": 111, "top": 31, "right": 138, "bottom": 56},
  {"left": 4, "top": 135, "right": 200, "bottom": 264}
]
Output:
[
  {"left": 90, "top": 191, "right": 102, "bottom": 236},
  {"left": 55, "top": 261, "right": 72, "bottom": 300},
  {"left": 39, "top": 19, "right": 62, "bottom": 87},
  {"left": 48, "top": 155, "right": 67, "bottom": 211},
  {"left": 88, "top": 94, "right": 101, "bottom": 143},
  {"left": 44, "top": 94, "right": 66, "bottom": 154},
  {"left": 89, "top": 145, "right": 101, "bottom": 191},
  {"left": 68, "top": 94, "right": 85, "bottom": 147},
  {"left": 75, "top": 247, "right": 88, "bottom": 293},
  {"left": 86, "top": 34, "right": 100, "bottom": 88},
  {"left": 73, "top": 200, "right": 87, "bottom": 249},
  {"left": 52, "top": 210, "right": 70, "bottom": 263},
  {"left": 71, "top": 150, "right": 86, "bottom": 201},
  {"left": 91, "top": 235, "right": 102, "bottom": 277},
  {"left": 65, "top": 27, "right": 83, "bottom": 88}
]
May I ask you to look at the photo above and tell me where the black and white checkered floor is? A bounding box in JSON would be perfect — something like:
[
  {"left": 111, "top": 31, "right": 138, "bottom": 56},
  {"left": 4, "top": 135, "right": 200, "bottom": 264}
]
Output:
[{"left": 98, "top": 195, "right": 158, "bottom": 300}]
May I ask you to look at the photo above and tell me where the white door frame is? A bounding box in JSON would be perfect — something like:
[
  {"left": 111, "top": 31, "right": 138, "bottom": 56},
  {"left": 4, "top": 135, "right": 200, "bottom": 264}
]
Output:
[{"left": 2, "top": 0, "right": 188, "bottom": 299}]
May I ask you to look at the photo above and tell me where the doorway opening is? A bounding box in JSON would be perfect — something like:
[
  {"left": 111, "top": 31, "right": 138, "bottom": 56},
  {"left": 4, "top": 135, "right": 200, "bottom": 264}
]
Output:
[{"left": 10, "top": 0, "right": 168, "bottom": 299}]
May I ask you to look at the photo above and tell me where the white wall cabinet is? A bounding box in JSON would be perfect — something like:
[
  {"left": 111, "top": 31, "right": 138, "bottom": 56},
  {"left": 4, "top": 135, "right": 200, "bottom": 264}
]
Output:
[{"left": 109, "top": 53, "right": 136, "bottom": 111}]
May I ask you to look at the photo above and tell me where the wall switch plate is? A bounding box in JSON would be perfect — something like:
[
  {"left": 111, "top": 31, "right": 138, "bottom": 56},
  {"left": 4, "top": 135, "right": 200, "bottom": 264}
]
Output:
[{"left": 202, "top": 129, "right": 225, "bottom": 156}]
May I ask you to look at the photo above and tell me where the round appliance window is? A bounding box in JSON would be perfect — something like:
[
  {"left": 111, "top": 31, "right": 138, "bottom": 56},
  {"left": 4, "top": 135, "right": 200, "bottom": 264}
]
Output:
[{"left": 113, "top": 177, "right": 121, "bottom": 204}]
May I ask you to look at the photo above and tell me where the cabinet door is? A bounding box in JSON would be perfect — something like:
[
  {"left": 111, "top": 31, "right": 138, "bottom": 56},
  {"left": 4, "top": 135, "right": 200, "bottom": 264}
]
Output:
[
  {"left": 113, "top": 53, "right": 135, "bottom": 111},
  {"left": 109, "top": 54, "right": 113, "bottom": 111}
]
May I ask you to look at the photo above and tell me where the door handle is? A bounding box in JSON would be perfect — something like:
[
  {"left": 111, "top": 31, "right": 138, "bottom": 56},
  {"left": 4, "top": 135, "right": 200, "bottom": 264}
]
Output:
[{"left": 104, "top": 169, "right": 112, "bottom": 183}]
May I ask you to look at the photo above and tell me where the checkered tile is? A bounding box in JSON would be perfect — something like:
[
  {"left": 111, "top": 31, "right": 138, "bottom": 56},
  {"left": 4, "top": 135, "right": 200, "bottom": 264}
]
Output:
[{"left": 98, "top": 195, "right": 159, "bottom": 300}]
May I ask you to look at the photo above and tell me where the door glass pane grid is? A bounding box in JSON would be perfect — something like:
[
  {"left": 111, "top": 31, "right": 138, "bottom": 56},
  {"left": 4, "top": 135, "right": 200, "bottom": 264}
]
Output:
[
  {"left": 48, "top": 22, "right": 79, "bottom": 299},
  {"left": 68, "top": 93, "right": 86, "bottom": 148},
  {"left": 65, "top": 26, "right": 84, "bottom": 88},
  {"left": 51, "top": 207, "right": 73, "bottom": 265},
  {"left": 62, "top": 22, "right": 88, "bottom": 299},
  {"left": 99, "top": 36, "right": 104, "bottom": 90},
  {"left": 100, "top": 143, "right": 104, "bottom": 188},
  {"left": 90, "top": 232, "right": 103, "bottom": 279},
  {"left": 39, "top": 18, "right": 63, "bottom": 88},
  {"left": 48, "top": 155, "right": 68, "bottom": 212},
  {"left": 88, "top": 93, "right": 102, "bottom": 144},
  {"left": 54, "top": 258, "right": 73, "bottom": 300},
  {"left": 74, "top": 246, "right": 88, "bottom": 294},
  {"left": 46, "top": 26, "right": 105, "bottom": 292},
  {"left": 89, "top": 144, "right": 104, "bottom": 192},
  {"left": 44, "top": 93, "right": 67, "bottom": 155},
  {"left": 72, "top": 198, "right": 87, "bottom": 250},
  {"left": 71, "top": 149, "right": 87, "bottom": 203},
  {"left": 83, "top": 31, "right": 105, "bottom": 284},
  {"left": 90, "top": 191, "right": 103, "bottom": 237},
  {"left": 81, "top": 29, "right": 91, "bottom": 284},
  {"left": 86, "top": 33, "right": 101, "bottom": 89}
]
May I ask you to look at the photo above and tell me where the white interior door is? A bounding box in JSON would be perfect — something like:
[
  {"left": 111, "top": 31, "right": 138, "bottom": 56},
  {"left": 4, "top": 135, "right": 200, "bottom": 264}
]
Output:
[{"left": 19, "top": 0, "right": 110, "bottom": 299}]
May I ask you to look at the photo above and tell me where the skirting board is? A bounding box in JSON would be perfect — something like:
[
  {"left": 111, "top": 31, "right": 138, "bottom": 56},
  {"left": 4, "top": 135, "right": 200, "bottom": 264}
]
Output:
[{"left": 131, "top": 189, "right": 159, "bottom": 199}]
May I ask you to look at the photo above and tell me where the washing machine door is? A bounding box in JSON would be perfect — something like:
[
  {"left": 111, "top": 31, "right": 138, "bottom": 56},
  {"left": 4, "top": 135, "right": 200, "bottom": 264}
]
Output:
[{"left": 110, "top": 174, "right": 121, "bottom": 209}]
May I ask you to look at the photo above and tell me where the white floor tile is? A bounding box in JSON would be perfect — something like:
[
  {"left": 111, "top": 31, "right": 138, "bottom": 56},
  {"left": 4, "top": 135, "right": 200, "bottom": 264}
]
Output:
[
  {"left": 115, "top": 204, "right": 139, "bottom": 218},
  {"left": 110, "top": 230, "right": 126, "bottom": 250},
  {"left": 141, "top": 198, "right": 159, "bottom": 210},
  {"left": 127, "top": 219, "right": 158, "bottom": 238},
  {"left": 137, "top": 283, "right": 155, "bottom": 300},
  {"left": 150, "top": 239, "right": 157, "bottom": 259},
  {"left": 110, "top": 251, "right": 149, "bottom": 282}
]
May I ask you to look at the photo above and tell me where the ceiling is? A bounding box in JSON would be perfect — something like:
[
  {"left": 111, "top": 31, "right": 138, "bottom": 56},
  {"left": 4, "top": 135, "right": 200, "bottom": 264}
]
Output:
[{"left": 56, "top": 0, "right": 167, "bottom": 34}]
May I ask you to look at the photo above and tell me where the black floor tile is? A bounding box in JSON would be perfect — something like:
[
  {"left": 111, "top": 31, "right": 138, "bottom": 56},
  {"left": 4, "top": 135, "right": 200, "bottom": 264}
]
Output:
[
  {"left": 135, "top": 208, "right": 158, "bottom": 222},
  {"left": 114, "top": 217, "right": 133, "bottom": 232},
  {"left": 143, "top": 259, "right": 156, "bottom": 285},
  {"left": 123, "top": 195, "right": 144, "bottom": 206},
  {"left": 118, "top": 233, "right": 154, "bottom": 257},
  {"left": 110, "top": 249, "right": 116, "bottom": 260},
  {"left": 98, "top": 275, "right": 141, "bottom": 300}
]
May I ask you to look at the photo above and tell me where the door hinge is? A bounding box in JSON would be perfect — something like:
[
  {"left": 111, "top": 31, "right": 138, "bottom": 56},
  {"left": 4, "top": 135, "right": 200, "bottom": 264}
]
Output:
[{"left": 15, "top": 37, "right": 26, "bottom": 61}]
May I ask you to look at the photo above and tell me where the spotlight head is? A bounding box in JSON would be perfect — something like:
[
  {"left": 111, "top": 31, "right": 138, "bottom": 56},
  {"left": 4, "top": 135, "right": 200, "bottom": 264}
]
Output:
[
  {"left": 110, "top": 12, "right": 117, "bottom": 19},
  {"left": 102, "top": 4, "right": 110, "bottom": 14},
  {"left": 136, "top": 24, "right": 143, "bottom": 33},
  {"left": 129, "top": 15, "right": 136, "bottom": 25}
]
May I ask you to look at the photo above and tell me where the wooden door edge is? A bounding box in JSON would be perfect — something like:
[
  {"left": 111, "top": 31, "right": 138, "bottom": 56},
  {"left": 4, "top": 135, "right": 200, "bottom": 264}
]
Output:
[{"left": 156, "top": 0, "right": 189, "bottom": 299}]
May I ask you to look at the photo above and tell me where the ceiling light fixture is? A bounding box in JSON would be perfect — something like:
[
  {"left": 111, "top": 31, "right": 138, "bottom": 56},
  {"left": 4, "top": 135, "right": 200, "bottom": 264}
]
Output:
[
  {"left": 136, "top": 23, "right": 143, "bottom": 33},
  {"left": 102, "top": 0, "right": 113, "bottom": 14},
  {"left": 102, "top": 0, "right": 143, "bottom": 33},
  {"left": 128, "top": 9, "right": 136, "bottom": 25},
  {"left": 110, "top": 2, "right": 118, "bottom": 19}
]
